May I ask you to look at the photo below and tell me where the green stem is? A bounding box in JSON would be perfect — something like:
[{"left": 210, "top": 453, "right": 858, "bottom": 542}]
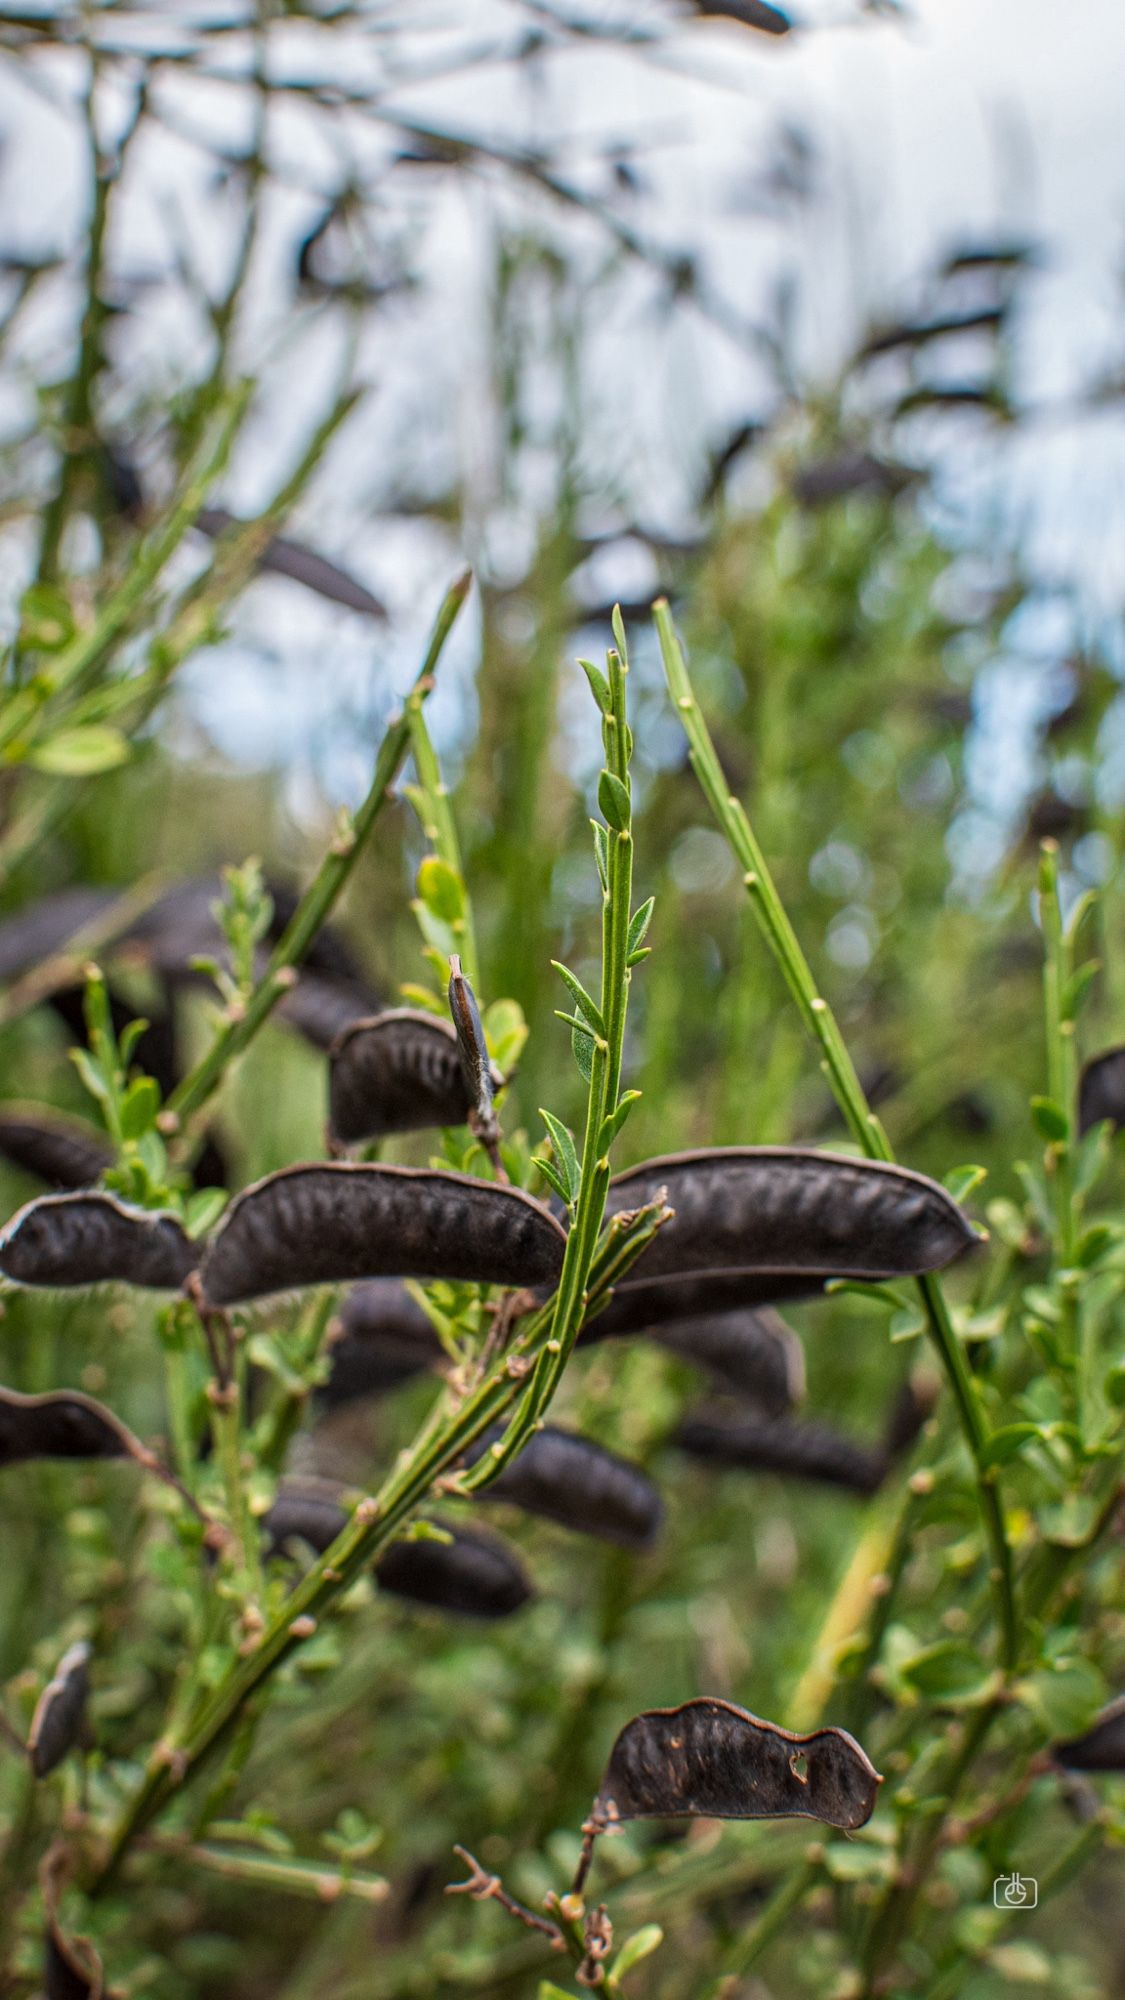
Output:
[
  {"left": 654, "top": 598, "right": 1018, "bottom": 1675},
  {"left": 147, "top": 1834, "right": 388, "bottom": 1905},
  {"left": 165, "top": 570, "right": 471, "bottom": 1130}
]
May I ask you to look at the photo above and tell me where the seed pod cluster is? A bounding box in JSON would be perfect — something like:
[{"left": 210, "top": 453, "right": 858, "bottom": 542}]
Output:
[
  {"left": 264, "top": 1482, "right": 532, "bottom": 1619},
  {"left": 463, "top": 1425, "right": 662, "bottom": 1550},
  {"left": 589, "top": 1697, "right": 881, "bottom": 1838},
  {"left": 200, "top": 1163, "right": 565, "bottom": 1306},
  {"left": 328, "top": 1010, "right": 502, "bottom": 1145},
  {"left": 28, "top": 1640, "right": 91, "bottom": 1778},
  {"left": 0, "top": 1192, "right": 195, "bottom": 1292}
]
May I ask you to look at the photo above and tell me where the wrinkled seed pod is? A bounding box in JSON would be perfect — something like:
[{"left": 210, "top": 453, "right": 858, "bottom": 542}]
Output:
[
  {"left": 674, "top": 1409, "right": 887, "bottom": 1496},
  {"left": 201, "top": 1163, "right": 565, "bottom": 1306},
  {"left": 328, "top": 1010, "right": 502, "bottom": 1144},
  {"left": 1054, "top": 1695, "right": 1125, "bottom": 1773},
  {"left": 595, "top": 1697, "right": 881, "bottom": 1833},
  {"left": 463, "top": 1425, "right": 662, "bottom": 1549},
  {"left": 0, "top": 1108, "right": 111, "bottom": 1190},
  {"left": 604, "top": 1149, "right": 975, "bottom": 1287},
  {"left": 0, "top": 1190, "right": 196, "bottom": 1291},
  {"left": 583, "top": 1301, "right": 804, "bottom": 1415},
  {"left": 28, "top": 1640, "right": 92, "bottom": 1778},
  {"left": 1078, "top": 1047, "right": 1125, "bottom": 1137},
  {"left": 320, "top": 1280, "right": 446, "bottom": 1407},
  {"left": 375, "top": 1524, "right": 532, "bottom": 1619}
]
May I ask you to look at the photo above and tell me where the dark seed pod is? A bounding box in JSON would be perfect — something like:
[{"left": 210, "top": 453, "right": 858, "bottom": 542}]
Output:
[
  {"left": 45, "top": 1920, "right": 102, "bottom": 2000},
  {"left": 328, "top": 1009, "right": 503, "bottom": 1144},
  {"left": 0, "top": 1108, "right": 111, "bottom": 1190},
  {"left": 375, "top": 1524, "right": 533, "bottom": 1620},
  {"left": 583, "top": 1303, "right": 804, "bottom": 1415},
  {"left": 278, "top": 974, "right": 374, "bottom": 1054},
  {"left": 692, "top": 0, "right": 791, "bottom": 33},
  {"left": 1053, "top": 1695, "right": 1125, "bottom": 1773},
  {"left": 463, "top": 1425, "right": 662, "bottom": 1549},
  {"left": 603, "top": 1149, "right": 975, "bottom": 1290},
  {"left": 1078, "top": 1047, "right": 1125, "bottom": 1136},
  {"left": 447, "top": 957, "right": 498, "bottom": 1137},
  {"left": 320, "top": 1281, "right": 446, "bottom": 1407},
  {"left": 0, "top": 888, "right": 120, "bottom": 984},
  {"left": 0, "top": 1388, "right": 144, "bottom": 1467},
  {"left": 0, "top": 1191, "right": 195, "bottom": 1291},
  {"left": 200, "top": 1163, "right": 566, "bottom": 1307},
  {"left": 674, "top": 1410, "right": 887, "bottom": 1496},
  {"left": 28, "top": 1641, "right": 91, "bottom": 1778},
  {"left": 591, "top": 1698, "right": 881, "bottom": 1835},
  {"left": 263, "top": 1479, "right": 348, "bottom": 1559},
  {"left": 585, "top": 1269, "right": 821, "bottom": 1339},
  {"left": 195, "top": 507, "right": 388, "bottom": 620}
]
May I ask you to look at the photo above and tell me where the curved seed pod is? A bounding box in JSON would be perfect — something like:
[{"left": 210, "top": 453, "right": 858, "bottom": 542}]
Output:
[
  {"left": 0, "top": 1388, "right": 148, "bottom": 1467},
  {"left": 1053, "top": 1695, "right": 1125, "bottom": 1773},
  {"left": 28, "top": 1641, "right": 91, "bottom": 1778},
  {"left": 584, "top": 1303, "right": 804, "bottom": 1416},
  {"left": 320, "top": 1281, "right": 446, "bottom": 1407},
  {"left": 674, "top": 1410, "right": 887, "bottom": 1496},
  {"left": 328, "top": 1010, "right": 502, "bottom": 1144},
  {"left": 603, "top": 1150, "right": 976, "bottom": 1288},
  {"left": 0, "top": 888, "right": 120, "bottom": 984},
  {"left": 201, "top": 1164, "right": 566, "bottom": 1307},
  {"left": 195, "top": 507, "right": 388, "bottom": 620},
  {"left": 0, "top": 1108, "right": 111, "bottom": 1190},
  {"left": 0, "top": 1192, "right": 195, "bottom": 1291},
  {"left": 375, "top": 1524, "right": 533, "bottom": 1620},
  {"left": 278, "top": 974, "right": 374, "bottom": 1054},
  {"left": 448, "top": 957, "right": 498, "bottom": 1139},
  {"left": 1078, "top": 1047, "right": 1125, "bottom": 1136},
  {"left": 586, "top": 1268, "right": 822, "bottom": 1339},
  {"left": 263, "top": 1480, "right": 348, "bottom": 1559},
  {"left": 591, "top": 1698, "right": 880, "bottom": 1835},
  {"left": 463, "top": 1425, "right": 662, "bottom": 1549}
]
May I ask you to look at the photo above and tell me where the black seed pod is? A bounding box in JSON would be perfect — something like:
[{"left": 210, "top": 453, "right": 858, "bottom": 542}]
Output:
[
  {"left": 1054, "top": 1695, "right": 1125, "bottom": 1773},
  {"left": 200, "top": 1163, "right": 566, "bottom": 1306},
  {"left": 674, "top": 1410, "right": 887, "bottom": 1495},
  {"left": 463, "top": 1425, "right": 662, "bottom": 1549},
  {"left": 0, "top": 1191, "right": 195, "bottom": 1291},
  {"left": 263, "top": 1480, "right": 349, "bottom": 1559},
  {"left": 0, "top": 1388, "right": 142, "bottom": 1467},
  {"left": 593, "top": 1697, "right": 881, "bottom": 1833},
  {"left": 319, "top": 1281, "right": 446, "bottom": 1407},
  {"left": 0, "top": 1108, "right": 111, "bottom": 1190},
  {"left": 586, "top": 1269, "right": 821, "bottom": 1338},
  {"left": 328, "top": 1010, "right": 501, "bottom": 1144},
  {"left": 447, "top": 957, "right": 498, "bottom": 1138},
  {"left": 28, "top": 1640, "right": 91, "bottom": 1778},
  {"left": 583, "top": 1303, "right": 804, "bottom": 1415},
  {"left": 1078, "top": 1047, "right": 1125, "bottom": 1136},
  {"left": 603, "top": 1149, "right": 975, "bottom": 1288},
  {"left": 375, "top": 1524, "right": 532, "bottom": 1620}
]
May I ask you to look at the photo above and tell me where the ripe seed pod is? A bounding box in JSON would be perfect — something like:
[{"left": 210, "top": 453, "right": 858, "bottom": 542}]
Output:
[
  {"left": 1054, "top": 1695, "right": 1125, "bottom": 1773},
  {"left": 583, "top": 1303, "right": 804, "bottom": 1415},
  {"left": 375, "top": 1524, "right": 533, "bottom": 1620},
  {"left": 263, "top": 1480, "right": 348, "bottom": 1558},
  {"left": 463, "top": 1425, "right": 663, "bottom": 1549},
  {"left": 44, "top": 1916, "right": 102, "bottom": 2000},
  {"left": 0, "top": 1388, "right": 148, "bottom": 1467},
  {"left": 28, "top": 1640, "right": 92, "bottom": 1778},
  {"left": 1078, "top": 1047, "right": 1125, "bottom": 1136},
  {"left": 592, "top": 1697, "right": 881, "bottom": 1834},
  {"left": 0, "top": 887, "right": 121, "bottom": 983},
  {"left": 0, "top": 1191, "right": 195, "bottom": 1291},
  {"left": 603, "top": 1149, "right": 976, "bottom": 1289},
  {"left": 319, "top": 1281, "right": 446, "bottom": 1407},
  {"left": 674, "top": 1410, "right": 887, "bottom": 1496},
  {"left": 328, "top": 1010, "right": 502, "bottom": 1145},
  {"left": 585, "top": 1269, "right": 819, "bottom": 1338},
  {"left": 0, "top": 1108, "right": 111, "bottom": 1190},
  {"left": 447, "top": 956, "right": 499, "bottom": 1140},
  {"left": 200, "top": 1163, "right": 566, "bottom": 1306}
]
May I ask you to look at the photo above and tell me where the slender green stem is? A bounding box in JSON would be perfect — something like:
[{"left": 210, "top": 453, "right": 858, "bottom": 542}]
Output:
[
  {"left": 654, "top": 598, "right": 1018, "bottom": 1674},
  {"left": 165, "top": 571, "right": 471, "bottom": 1129},
  {"left": 1039, "top": 839, "right": 1086, "bottom": 1425},
  {"left": 146, "top": 1834, "right": 389, "bottom": 1905}
]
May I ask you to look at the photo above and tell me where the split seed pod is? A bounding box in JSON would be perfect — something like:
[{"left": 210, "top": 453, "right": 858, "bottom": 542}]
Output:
[
  {"left": 375, "top": 1524, "right": 533, "bottom": 1619},
  {"left": 0, "top": 1191, "right": 195, "bottom": 1291},
  {"left": 1078, "top": 1047, "right": 1125, "bottom": 1136},
  {"left": 583, "top": 1304, "right": 804, "bottom": 1416},
  {"left": 328, "top": 1010, "right": 502, "bottom": 1144},
  {"left": 602, "top": 1149, "right": 976, "bottom": 1296},
  {"left": 447, "top": 957, "right": 500, "bottom": 1145},
  {"left": 462, "top": 1425, "right": 662, "bottom": 1549},
  {"left": 28, "top": 1641, "right": 92, "bottom": 1778},
  {"left": 0, "top": 1108, "right": 111, "bottom": 1191},
  {"left": 319, "top": 1281, "right": 446, "bottom": 1407},
  {"left": 1054, "top": 1695, "right": 1125, "bottom": 1773},
  {"left": 200, "top": 1163, "right": 565, "bottom": 1306},
  {"left": 591, "top": 1697, "right": 880, "bottom": 1837}
]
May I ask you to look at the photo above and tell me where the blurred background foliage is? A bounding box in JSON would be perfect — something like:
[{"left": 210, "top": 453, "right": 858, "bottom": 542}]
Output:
[{"left": 0, "top": 3, "right": 1123, "bottom": 1996}]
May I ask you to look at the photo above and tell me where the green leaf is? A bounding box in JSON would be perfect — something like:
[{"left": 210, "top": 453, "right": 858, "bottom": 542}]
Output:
[
  {"left": 551, "top": 961, "right": 605, "bottom": 1035},
  {"left": 1017, "top": 1657, "right": 1107, "bottom": 1738},
  {"left": 598, "top": 1090, "right": 641, "bottom": 1154},
  {"left": 29, "top": 725, "right": 130, "bottom": 775},
  {"left": 535, "top": 1154, "right": 572, "bottom": 1207},
  {"left": 416, "top": 855, "right": 465, "bottom": 926},
  {"left": 1030, "top": 1096, "right": 1069, "bottom": 1143},
  {"left": 899, "top": 1641, "right": 996, "bottom": 1704},
  {"left": 1064, "top": 889, "right": 1098, "bottom": 944},
  {"left": 69, "top": 1046, "right": 112, "bottom": 1115},
  {"left": 120, "top": 1076, "right": 160, "bottom": 1142},
  {"left": 627, "top": 896, "right": 655, "bottom": 957},
  {"left": 1063, "top": 958, "right": 1100, "bottom": 1019},
  {"left": 611, "top": 1923, "right": 664, "bottom": 1981},
  {"left": 597, "top": 769, "right": 630, "bottom": 832},
  {"left": 482, "top": 997, "right": 529, "bottom": 1075},
  {"left": 943, "top": 1163, "right": 987, "bottom": 1204},
  {"left": 540, "top": 1109, "right": 580, "bottom": 1202},
  {"left": 591, "top": 819, "right": 609, "bottom": 891},
  {"left": 980, "top": 1423, "right": 1043, "bottom": 1469},
  {"left": 20, "top": 583, "right": 76, "bottom": 653},
  {"left": 610, "top": 606, "right": 628, "bottom": 661},
  {"left": 573, "top": 1023, "right": 595, "bottom": 1082},
  {"left": 539, "top": 1984, "right": 577, "bottom": 2000},
  {"left": 579, "top": 657, "right": 612, "bottom": 714},
  {"left": 1077, "top": 1222, "right": 1116, "bottom": 1267},
  {"left": 398, "top": 982, "right": 446, "bottom": 1016},
  {"left": 184, "top": 1187, "right": 229, "bottom": 1237}
]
